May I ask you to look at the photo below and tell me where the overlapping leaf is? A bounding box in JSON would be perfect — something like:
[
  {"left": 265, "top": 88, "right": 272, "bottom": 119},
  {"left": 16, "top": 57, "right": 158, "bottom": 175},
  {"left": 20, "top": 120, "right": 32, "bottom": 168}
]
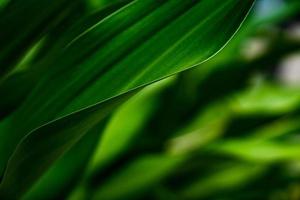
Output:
[
  {"left": 0, "top": 0, "right": 254, "bottom": 198},
  {"left": 0, "top": 0, "right": 83, "bottom": 77}
]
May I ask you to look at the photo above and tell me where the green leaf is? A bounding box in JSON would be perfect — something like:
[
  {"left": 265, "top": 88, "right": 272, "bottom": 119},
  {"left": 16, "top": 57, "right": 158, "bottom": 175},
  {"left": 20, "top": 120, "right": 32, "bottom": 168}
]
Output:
[
  {"left": 0, "top": 0, "right": 9, "bottom": 9},
  {"left": 22, "top": 122, "right": 104, "bottom": 200},
  {"left": 167, "top": 102, "right": 231, "bottom": 155},
  {"left": 88, "top": 78, "right": 173, "bottom": 176},
  {"left": 0, "top": 0, "right": 82, "bottom": 77},
  {"left": 229, "top": 83, "right": 300, "bottom": 115},
  {"left": 0, "top": 92, "right": 133, "bottom": 199},
  {"left": 92, "top": 154, "right": 184, "bottom": 200},
  {"left": 211, "top": 139, "right": 300, "bottom": 163},
  {"left": 181, "top": 164, "right": 266, "bottom": 199},
  {"left": 0, "top": 0, "right": 131, "bottom": 120},
  {"left": 0, "top": 0, "right": 254, "bottom": 198}
]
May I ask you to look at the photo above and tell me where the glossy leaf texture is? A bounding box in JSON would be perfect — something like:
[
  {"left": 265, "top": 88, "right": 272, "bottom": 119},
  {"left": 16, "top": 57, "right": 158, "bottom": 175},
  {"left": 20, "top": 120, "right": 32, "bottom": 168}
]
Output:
[
  {"left": 0, "top": 0, "right": 254, "bottom": 199},
  {"left": 0, "top": 0, "right": 131, "bottom": 119}
]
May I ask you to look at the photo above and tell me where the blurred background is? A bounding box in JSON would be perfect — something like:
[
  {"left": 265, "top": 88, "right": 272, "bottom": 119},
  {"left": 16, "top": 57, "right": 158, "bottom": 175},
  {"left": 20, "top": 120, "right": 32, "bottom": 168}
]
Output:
[{"left": 2, "top": 0, "right": 300, "bottom": 199}]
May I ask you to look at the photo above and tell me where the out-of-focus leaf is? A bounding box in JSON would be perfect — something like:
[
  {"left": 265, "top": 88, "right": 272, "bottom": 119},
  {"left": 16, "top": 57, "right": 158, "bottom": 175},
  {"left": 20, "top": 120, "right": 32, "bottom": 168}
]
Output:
[
  {"left": 229, "top": 83, "right": 300, "bottom": 115},
  {"left": 181, "top": 164, "right": 266, "bottom": 199},
  {"left": 92, "top": 154, "right": 184, "bottom": 200},
  {"left": 88, "top": 78, "right": 173, "bottom": 175},
  {"left": 250, "top": 116, "right": 300, "bottom": 140},
  {"left": 0, "top": 0, "right": 9, "bottom": 9},
  {"left": 167, "top": 103, "right": 231, "bottom": 155},
  {"left": 88, "top": 0, "right": 123, "bottom": 11},
  {"left": 0, "top": 71, "right": 35, "bottom": 119},
  {"left": 211, "top": 140, "right": 300, "bottom": 163},
  {"left": 0, "top": 0, "right": 81, "bottom": 77},
  {"left": 253, "top": 0, "right": 300, "bottom": 26},
  {"left": 66, "top": 79, "right": 175, "bottom": 200}
]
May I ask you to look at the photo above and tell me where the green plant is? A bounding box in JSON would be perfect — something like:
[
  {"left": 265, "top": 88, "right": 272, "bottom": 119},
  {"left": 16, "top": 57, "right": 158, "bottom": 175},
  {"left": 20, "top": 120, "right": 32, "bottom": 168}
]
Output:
[{"left": 1, "top": 0, "right": 300, "bottom": 199}]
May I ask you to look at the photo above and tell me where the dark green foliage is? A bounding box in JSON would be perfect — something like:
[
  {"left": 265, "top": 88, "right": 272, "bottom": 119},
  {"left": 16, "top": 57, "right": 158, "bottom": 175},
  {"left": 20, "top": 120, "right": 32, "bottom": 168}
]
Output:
[{"left": 1, "top": 0, "right": 300, "bottom": 199}]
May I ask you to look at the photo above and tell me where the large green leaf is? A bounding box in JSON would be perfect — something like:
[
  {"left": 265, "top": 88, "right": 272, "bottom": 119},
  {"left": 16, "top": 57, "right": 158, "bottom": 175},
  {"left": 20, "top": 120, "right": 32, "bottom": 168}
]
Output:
[
  {"left": 0, "top": 0, "right": 254, "bottom": 198},
  {"left": 0, "top": 92, "right": 133, "bottom": 199},
  {"left": 0, "top": 0, "right": 131, "bottom": 120},
  {"left": 22, "top": 122, "right": 104, "bottom": 200}
]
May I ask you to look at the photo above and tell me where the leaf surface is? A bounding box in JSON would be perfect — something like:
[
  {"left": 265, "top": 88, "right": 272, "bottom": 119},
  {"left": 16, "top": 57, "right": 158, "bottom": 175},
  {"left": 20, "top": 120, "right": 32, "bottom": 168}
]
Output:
[{"left": 0, "top": 0, "right": 254, "bottom": 198}]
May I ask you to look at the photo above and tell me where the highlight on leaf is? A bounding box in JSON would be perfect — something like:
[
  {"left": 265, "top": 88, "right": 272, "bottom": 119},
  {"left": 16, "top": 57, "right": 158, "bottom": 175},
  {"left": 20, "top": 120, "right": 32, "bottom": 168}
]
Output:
[{"left": 1, "top": 0, "right": 300, "bottom": 200}]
